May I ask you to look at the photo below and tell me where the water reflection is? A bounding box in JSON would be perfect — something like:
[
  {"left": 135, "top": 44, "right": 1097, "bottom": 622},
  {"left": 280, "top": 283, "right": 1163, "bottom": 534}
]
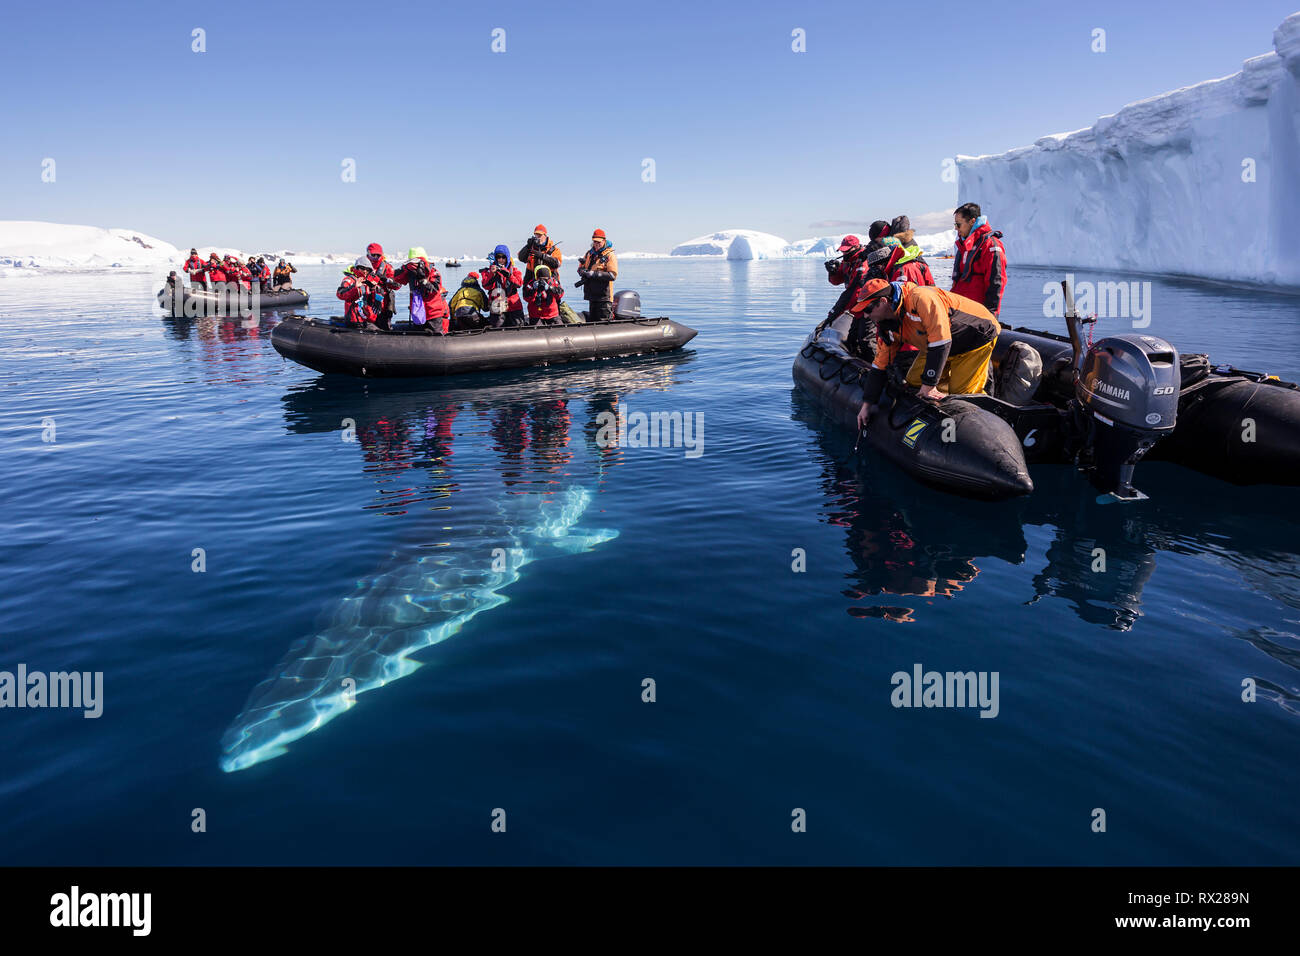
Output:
[
  {"left": 792, "top": 389, "right": 1300, "bottom": 632},
  {"left": 220, "top": 354, "right": 695, "bottom": 771}
]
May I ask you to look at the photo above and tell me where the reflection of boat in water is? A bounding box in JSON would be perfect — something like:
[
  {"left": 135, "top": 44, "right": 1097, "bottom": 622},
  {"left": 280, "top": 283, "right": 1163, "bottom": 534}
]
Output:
[
  {"left": 792, "top": 388, "right": 1300, "bottom": 630},
  {"left": 221, "top": 352, "right": 694, "bottom": 772},
  {"left": 793, "top": 392, "right": 1027, "bottom": 622}
]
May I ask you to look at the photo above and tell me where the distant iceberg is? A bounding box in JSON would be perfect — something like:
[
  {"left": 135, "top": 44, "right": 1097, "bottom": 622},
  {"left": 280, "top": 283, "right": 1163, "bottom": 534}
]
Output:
[
  {"left": 670, "top": 227, "right": 956, "bottom": 260},
  {"left": 671, "top": 229, "right": 793, "bottom": 259},
  {"left": 956, "top": 12, "right": 1300, "bottom": 289}
]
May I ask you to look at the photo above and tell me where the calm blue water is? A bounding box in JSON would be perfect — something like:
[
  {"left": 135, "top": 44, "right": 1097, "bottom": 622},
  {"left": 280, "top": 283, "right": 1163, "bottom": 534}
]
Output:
[{"left": 1, "top": 259, "right": 1298, "bottom": 865}]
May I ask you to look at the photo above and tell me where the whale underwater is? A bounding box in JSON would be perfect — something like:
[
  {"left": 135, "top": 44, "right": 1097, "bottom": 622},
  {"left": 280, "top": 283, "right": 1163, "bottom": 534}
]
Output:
[{"left": 220, "top": 484, "right": 616, "bottom": 772}]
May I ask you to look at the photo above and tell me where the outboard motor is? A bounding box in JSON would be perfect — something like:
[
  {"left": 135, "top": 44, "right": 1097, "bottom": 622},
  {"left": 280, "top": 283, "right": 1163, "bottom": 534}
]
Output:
[
  {"left": 613, "top": 290, "right": 641, "bottom": 319},
  {"left": 1071, "top": 334, "right": 1180, "bottom": 499}
]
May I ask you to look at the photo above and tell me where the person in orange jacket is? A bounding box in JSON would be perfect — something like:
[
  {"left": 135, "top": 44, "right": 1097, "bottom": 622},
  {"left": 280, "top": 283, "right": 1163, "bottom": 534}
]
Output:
[
  {"left": 849, "top": 279, "right": 1001, "bottom": 429},
  {"left": 518, "top": 225, "right": 562, "bottom": 285},
  {"left": 577, "top": 229, "right": 619, "bottom": 323}
]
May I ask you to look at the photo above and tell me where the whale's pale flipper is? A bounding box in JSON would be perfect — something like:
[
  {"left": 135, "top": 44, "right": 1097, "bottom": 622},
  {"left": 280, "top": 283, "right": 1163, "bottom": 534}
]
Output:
[{"left": 220, "top": 486, "right": 615, "bottom": 772}]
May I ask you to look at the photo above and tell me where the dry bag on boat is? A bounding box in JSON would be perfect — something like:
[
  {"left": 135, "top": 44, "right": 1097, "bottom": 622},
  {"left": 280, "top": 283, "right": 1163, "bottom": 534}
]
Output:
[
  {"left": 994, "top": 341, "right": 1044, "bottom": 404},
  {"left": 559, "top": 301, "right": 584, "bottom": 324}
]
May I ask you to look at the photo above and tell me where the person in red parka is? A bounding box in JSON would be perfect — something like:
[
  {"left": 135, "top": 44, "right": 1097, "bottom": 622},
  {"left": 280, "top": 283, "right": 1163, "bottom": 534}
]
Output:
[
  {"left": 182, "top": 248, "right": 204, "bottom": 282},
  {"left": 392, "top": 248, "right": 450, "bottom": 334},
  {"left": 825, "top": 235, "right": 864, "bottom": 287},
  {"left": 480, "top": 244, "right": 525, "bottom": 327},
  {"left": 522, "top": 264, "right": 564, "bottom": 324},
  {"left": 951, "top": 202, "right": 1007, "bottom": 315},
  {"left": 203, "top": 254, "right": 226, "bottom": 285},
  {"left": 364, "top": 242, "right": 400, "bottom": 328},
  {"left": 337, "top": 258, "right": 387, "bottom": 329},
  {"left": 227, "top": 257, "right": 252, "bottom": 292}
]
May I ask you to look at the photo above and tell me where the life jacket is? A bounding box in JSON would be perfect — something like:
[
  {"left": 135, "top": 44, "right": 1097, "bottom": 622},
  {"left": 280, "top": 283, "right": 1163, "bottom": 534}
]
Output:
[{"left": 449, "top": 281, "right": 488, "bottom": 315}]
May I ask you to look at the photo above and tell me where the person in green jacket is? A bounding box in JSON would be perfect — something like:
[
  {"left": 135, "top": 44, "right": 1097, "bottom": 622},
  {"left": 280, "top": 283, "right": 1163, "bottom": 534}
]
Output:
[{"left": 448, "top": 271, "right": 490, "bottom": 330}]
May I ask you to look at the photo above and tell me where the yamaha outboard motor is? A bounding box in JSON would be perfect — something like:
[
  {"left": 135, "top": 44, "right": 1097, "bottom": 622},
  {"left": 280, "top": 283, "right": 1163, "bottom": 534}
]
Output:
[
  {"left": 613, "top": 290, "right": 641, "bottom": 319},
  {"left": 1071, "top": 334, "right": 1180, "bottom": 499}
]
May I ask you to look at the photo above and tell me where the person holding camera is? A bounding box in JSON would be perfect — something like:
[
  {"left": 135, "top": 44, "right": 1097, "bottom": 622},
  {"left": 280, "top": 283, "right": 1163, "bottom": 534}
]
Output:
[
  {"left": 393, "top": 247, "right": 450, "bottom": 333},
  {"left": 337, "top": 258, "right": 388, "bottom": 331},
  {"left": 480, "top": 245, "right": 525, "bottom": 327},
  {"left": 182, "top": 248, "right": 204, "bottom": 283},
  {"left": 272, "top": 259, "right": 296, "bottom": 291},
  {"left": 518, "top": 225, "right": 562, "bottom": 285},
  {"left": 576, "top": 229, "right": 618, "bottom": 323},
  {"left": 522, "top": 264, "right": 565, "bottom": 325}
]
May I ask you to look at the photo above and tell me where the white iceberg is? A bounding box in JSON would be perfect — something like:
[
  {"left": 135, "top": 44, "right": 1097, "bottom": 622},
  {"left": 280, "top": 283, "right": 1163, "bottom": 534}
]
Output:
[
  {"left": 669, "top": 227, "right": 958, "bottom": 261},
  {"left": 671, "top": 229, "right": 794, "bottom": 259},
  {"left": 956, "top": 12, "right": 1300, "bottom": 289}
]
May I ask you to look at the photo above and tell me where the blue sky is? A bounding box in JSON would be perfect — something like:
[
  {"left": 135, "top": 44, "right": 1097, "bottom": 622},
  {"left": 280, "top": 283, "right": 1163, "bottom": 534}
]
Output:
[{"left": 1, "top": 0, "right": 1294, "bottom": 253}]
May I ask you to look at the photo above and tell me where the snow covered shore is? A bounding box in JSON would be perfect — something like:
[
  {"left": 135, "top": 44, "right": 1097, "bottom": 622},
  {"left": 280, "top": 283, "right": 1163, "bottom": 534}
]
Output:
[
  {"left": 957, "top": 13, "right": 1300, "bottom": 289},
  {"left": 0, "top": 221, "right": 351, "bottom": 275}
]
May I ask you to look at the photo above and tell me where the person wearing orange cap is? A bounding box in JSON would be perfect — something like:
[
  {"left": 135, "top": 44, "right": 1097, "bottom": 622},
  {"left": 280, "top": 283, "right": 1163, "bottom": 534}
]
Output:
[
  {"left": 850, "top": 280, "right": 1001, "bottom": 429},
  {"left": 576, "top": 229, "right": 618, "bottom": 323},
  {"left": 518, "top": 225, "right": 562, "bottom": 285}
]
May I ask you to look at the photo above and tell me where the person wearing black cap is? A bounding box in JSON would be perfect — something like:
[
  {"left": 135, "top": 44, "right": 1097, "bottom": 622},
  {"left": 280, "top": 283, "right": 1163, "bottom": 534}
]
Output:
[{"left": 182, "top": 248, "right": 204, "bottom": 284}]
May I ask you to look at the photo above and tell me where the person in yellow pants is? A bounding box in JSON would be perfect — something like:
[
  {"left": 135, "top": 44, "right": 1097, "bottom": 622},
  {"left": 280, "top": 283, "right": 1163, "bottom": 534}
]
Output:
[{"left": 849, "top": 279, "right": 1001, "bottom": 429}]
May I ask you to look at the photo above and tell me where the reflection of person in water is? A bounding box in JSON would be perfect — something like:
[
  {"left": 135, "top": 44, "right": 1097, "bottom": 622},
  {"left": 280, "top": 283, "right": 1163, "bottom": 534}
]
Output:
[
  {"left": 794, "top": 390, "right": 1027, "bottom": 623},
  {"left": 528, "top": 393, "right": 573, "bottom": 476},
  {"left": 825, "top": 470, "right": 992, "bottom": 622},
  {"left": 584, "top": 390, "right": 626, "bottom": 483},
  {"left": 421, "top": 405, "right": 458, "bottom": 468},
  {"left": 490, "top": 395, "right": 575, "bottom": 486},
  {"left": 351, "top": 404, "right": 463, "bottom": 514},
  {"left": 489, "top": 405, "right": 531, "bottom": 488}
]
